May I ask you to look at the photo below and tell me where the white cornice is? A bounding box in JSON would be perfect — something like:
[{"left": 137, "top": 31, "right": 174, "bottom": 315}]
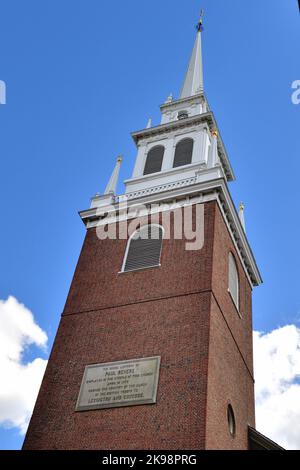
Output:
[
  {"left": 215, "top": 187, "right": 262, "bottom": 287},
  {"left": 131, "top": 112, "right": 211, "bottom": 142},
  {"left": 131, "top": 111, "right": 235, "bottom": 182},
  {"left": 123, "top": 161, "right": 210, "bottom": 189},
  {"left": 80, "top": 178, "right": 262, "bottom": 287}
]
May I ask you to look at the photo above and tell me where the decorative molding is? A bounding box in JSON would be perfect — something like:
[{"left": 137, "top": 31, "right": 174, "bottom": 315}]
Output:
[
  {"left": 118, "top": 176, "right": 198, "bottom": 203},
  {"left": 124, "top": 160, "right": 212, "bottom": 187},
  {"left": 81, "top": 178, "right": 262, "bottom": 287},
  {"left": 160, "top": 93, "right": 205, "bottom": 111},
  {"left": 131, "top": 111, "right": 235, "bottom": 182}
]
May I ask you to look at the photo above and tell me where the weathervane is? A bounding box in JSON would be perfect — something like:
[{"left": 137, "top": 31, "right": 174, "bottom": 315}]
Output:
[{"left": 196, "top": 9, "right": 204, "bottom": 32}]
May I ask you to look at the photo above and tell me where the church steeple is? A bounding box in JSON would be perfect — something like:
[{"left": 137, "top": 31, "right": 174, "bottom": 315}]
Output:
[
  {"left": 104, "top": 156, "right": 122, "bottom": 195},
  {"left": 180, "top": 11, "right": 204, "bottom": 98},
  {"left": 24, "top": 10, "right": 267, "bottom": 452}
]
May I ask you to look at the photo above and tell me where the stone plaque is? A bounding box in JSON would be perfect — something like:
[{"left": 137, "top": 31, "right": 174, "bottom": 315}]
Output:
[{"left": 76, "top": 356, "right": 161, "bottom": 411}]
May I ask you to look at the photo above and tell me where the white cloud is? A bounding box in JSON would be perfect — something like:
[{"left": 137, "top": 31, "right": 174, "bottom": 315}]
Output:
[
  {"left": 1, "top": 294, "right": 299, "bottom": 450},
  {"left": 254, "top": 325, "right": 300, "bottom": 450},
  {"left": 0, "top": 296, "right": 48, "bottom": 435}
]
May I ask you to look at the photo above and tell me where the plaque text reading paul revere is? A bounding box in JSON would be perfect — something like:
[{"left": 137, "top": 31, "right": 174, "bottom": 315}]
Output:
[{"left": 76, "top": 356, "right": 161, "bottom": 411}]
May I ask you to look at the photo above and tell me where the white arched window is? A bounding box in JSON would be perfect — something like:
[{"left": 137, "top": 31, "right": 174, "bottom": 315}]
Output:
[
  {"left": 173, "top": 138, "right": 194, "bottom": 168},
  {"left": 228, "top": 252, "right": 239, "bottom": 310},
  {"left": 143, "top": 146, "right": 165, "bottom": 175},
  {"left": 122, "top": 225, "right": 163, "bottom": 273}
]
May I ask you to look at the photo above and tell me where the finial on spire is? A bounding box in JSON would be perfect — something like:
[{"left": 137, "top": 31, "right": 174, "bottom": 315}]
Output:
[
  {"left": 196, "top": 9, "right": 204, "bottom": 32},
  {"left": 146, "top": 118, "right": 152, "bottom": 129},
  {"left": 104, "top": 155, "right": 123, "bottom": 195},
  {"left": 179, "top": 9, "right": 204, "bottom": 99},
  {"left": 165, "top": 93, "right": 173, "bottom": 103},
  {"left": 239, "top": 202, "right": 246, "bottom": 232}
]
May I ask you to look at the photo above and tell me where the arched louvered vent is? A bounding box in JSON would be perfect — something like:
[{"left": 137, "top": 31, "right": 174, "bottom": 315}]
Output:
[
  {"left": 178, "top": 110, "right": 189, "bottom": 120},
  {"left": 228, "top": 252, "right": 239, "bottom": 310},
  {"left": 122, "top": 225, "right": 163, "bottom": 273},
  {"left": 143, "top": 146, "right": 165, "bottom": 175},
  {"left": 173, "top": 138, "right": 194, "bottom": 168}
]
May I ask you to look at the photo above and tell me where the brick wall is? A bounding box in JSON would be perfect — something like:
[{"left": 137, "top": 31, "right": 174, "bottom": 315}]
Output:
[
  {"left": 23, "top": 201, "right": 255, "bottom": 450},
  {"left": 205, "top": 203, "right": 255, "bottom": 449}
]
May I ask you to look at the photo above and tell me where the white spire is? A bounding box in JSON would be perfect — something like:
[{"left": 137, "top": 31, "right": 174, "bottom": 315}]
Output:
[
  {"left": 239, "top": 202, "right": 246, "bottom": 232},
  {"left": 146, "top": 118, "right": 152, "bottom": 129},
  {"left": 104, "top": 156, "right": 123, "bottom": 195},
  {"left": 180, "top": 12, "right": 204, "bottom": 99}
]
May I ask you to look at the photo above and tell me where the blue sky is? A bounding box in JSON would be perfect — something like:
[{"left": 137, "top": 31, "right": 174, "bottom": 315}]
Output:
[{"left": 0, "top": 0, "right": 299, "bottom": 450}]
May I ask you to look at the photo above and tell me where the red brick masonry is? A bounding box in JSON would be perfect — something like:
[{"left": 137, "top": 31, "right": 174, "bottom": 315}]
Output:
[{"left": 23, "top": 201, "right": 255, "bottom": 450}]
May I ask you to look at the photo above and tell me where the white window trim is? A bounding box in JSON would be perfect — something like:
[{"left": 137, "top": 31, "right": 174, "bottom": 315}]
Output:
[
  {"left": 143, "top": 145, "right": 165, "bottom": 176},
  {"left": 120, "top": 224, "right": 164, "bottom": 274},
  {"left": 228, "top": 288, "right": 241, "bottom": 318},
  {"left": 228, "top": 252, "right": 240, "bottom": 316},
  {"left": 177, "top": 110, "right": 189, "bottom": 120},
  {"left": 118, "top": 264, "right": 162, "bottom": 275},
  {"left": 172, "top": 137, "right": 195, "bottom": 168},
  {"left": 227, "top": 404, "right": 236, "bottom": 438},
  {"left": 173, "top": 129, "right": 197, "bottom": 146}
]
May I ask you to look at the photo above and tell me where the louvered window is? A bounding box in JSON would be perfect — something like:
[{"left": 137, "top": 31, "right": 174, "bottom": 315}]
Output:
[
  {"left": 122, "top": 225, "right": 163, "bottom": 273},
  {"left": 143, "top": 146, "right": 165, "bottom": 175},
  {"left": 178, "top": 110, "right": 189, "bottom": 120},
  {"left": 173, "top": 138, "right": 194, "bottom": 168},
  {"left": 228, "top": 252, "right": 239, "bottom": 310}
]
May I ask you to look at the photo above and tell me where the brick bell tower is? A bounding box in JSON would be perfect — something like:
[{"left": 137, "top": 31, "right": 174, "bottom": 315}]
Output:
[{"left": 23, "top": 13, "right": 263, "bottom": 451}]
